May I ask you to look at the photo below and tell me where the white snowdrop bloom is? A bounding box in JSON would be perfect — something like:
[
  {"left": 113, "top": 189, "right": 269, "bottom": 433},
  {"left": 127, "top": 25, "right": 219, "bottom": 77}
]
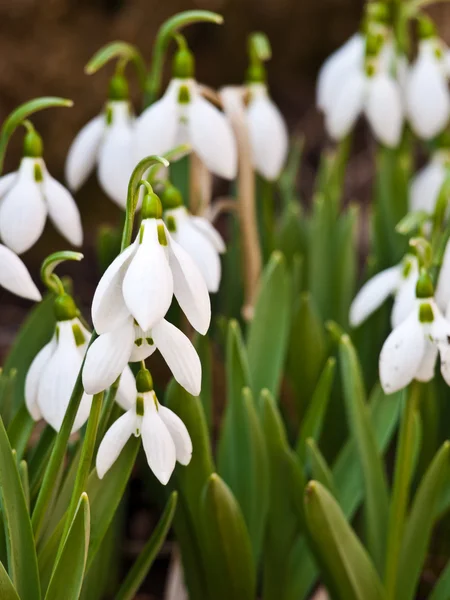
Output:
[
  {"left": 436, "top": 239, "right": 450, "bottom": 311},
  {"left": 406, "top": 39, "right": 450, "bottom": 139},
  {"left": 96, "top": 370, "right": 192, "bottom": 484},
  {"left": 66, "top": 83, "right": 135, "bottom": 209},
  {"left": 0, "top": 244, "right": 41, "bottom": 301},
  {"left": 134, "top": 78, "right": 237, "bottom": 180},
  {"left": 380, "top": 292, "right": 450, "bottom": 394},
  {"left": 91, "top": 201, "right": 211, "bottom": 337},
  {"left": 0, "top": 155, "right": 83, "bottom": 255},
  {"left": 317, "top": 33, "right": 365, "bottom": 113},
  {"left": 245, "top": 82, "right": 288, "bottom": 181},
  {"left": 164, "top": 204, "right": 225, "bottom": 293},
  {"left": 350, "top": 255, "right": 418, "bottom": 329},
  {"left": 82, "top": 316, "right": 202, "bottom": 397},
  {"left": 409, "top": 151, "right": 449, "bottom": 214},
  {"left": 326, "top": 61, "right": 403, "bottom": 147}
]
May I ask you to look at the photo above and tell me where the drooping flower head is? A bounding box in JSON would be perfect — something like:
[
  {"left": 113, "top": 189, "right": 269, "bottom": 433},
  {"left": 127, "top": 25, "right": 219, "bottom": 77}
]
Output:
[
  {"left": 96, "top": 368, "right": 192, "bottom": 484},
  {"left": 0, "top": 126, "right": 83, "bottom": 254},
  {"left": 0, "top": 244, "right": 41, "bottom": 301},
  {"left": 65, "top": 74, "right": 135, "bottom": 208},
  {"left": 134, "top": 36, "right": 237, "bottom": 180},
  {"left": 409, "top": 148, "right": 450, "bottom": 216}
]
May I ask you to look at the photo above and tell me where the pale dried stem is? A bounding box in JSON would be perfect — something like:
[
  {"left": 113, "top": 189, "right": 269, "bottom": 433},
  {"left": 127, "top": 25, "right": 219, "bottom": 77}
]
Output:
[
  {"left": 198, "top": 83, "right": 223, "bottom": 108},
  {"left": 189, "top": 152, "right": 213, "bottom": 215},
  {"left": 220, "top": 85, "right": 262, "bottom": 321},
  {"left": 205, "top": 196, "right": 237, "bottom": 222},
  {"left": 164, "top": 545, "right": 189, "bottom": 600}
]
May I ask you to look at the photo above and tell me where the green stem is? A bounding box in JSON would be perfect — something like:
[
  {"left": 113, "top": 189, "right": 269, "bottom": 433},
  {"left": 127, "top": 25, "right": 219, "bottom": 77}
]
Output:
[
  {"left": 41, "top": 251, "right": 84, "bottom": 296},
  {"left": 95, "top": 379, "right": 120, "bottom": 455},
  {"left": 384, "top": 385, "right": 419, "bottom": 599},
  {"left": 144, "top": 10, "right": 223, "bottom": 106},
  {"left": 259, "top": 177, "right": 275, "bottom": 261},
  {"left": 0, "top": 97, "right": 72, "bottom": 174},
  {"left": 54, "top": 392, "right": 103, "bottom": 564},
  {"left": 85, "top": 41, "right": 147, "bottom": 91}
]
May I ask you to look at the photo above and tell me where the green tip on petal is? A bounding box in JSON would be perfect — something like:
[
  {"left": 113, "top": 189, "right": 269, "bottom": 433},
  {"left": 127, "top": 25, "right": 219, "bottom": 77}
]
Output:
[
  {"left": 54, "top": 293, "right": 78, "bottom": 321},
  {"left": 136, "top": 368, "right": 154, "bottom": 393},
  {"left": 419, "top": 302, "right": 434, "bottom": 323}
]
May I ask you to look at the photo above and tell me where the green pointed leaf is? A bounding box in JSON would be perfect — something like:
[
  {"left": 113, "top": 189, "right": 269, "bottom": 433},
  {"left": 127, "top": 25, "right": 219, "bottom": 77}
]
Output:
[
  {"left": 429, "top": 559, "right": 450, "bottom": 600},
  {"left": 247, "top": 252, "right": 291, "bottom": 402},
  {"left": 304, "top": 481, "right": 385, "bottom": 600},
  {"left": 287, "top": 293, "right": 328, "bottom": 421},
  {"left": 339, "top": 334, "right": 389, "bottom": 571},
  {"left": 201, "top": 474, "right": 256, "bottom": 600},
  {"left": 306, "top": 438, "right": 337, "bottom": 497},
  {"left": 330, "top": 206, "right": 357, "bottom": 328},
  {"left": 296, "top": 357, "right": 335, "bottom": 461},
  {"left": 0, "top": 562, "right": 19, "bottom": 600},
  {"left": 116, "top": 492, "right": 178, "bottom": 600},
  {"left": 45, "top": 493, "right": 90, "bottom": 600},
  {"left": 396, "top": 441, "right": 450, "bottom": 600},
  {"left": 194, "top": 333, "right": 213, "bottom": 432},
  {"left": 274, "top": 202, "right": 306, "bottom": 266},
  {"left": 0, "top": 415, "right": 40, "bottom": 600}
]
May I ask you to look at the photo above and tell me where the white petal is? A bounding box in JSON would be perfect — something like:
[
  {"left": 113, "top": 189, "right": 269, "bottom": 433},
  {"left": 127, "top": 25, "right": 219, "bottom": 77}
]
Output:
[
  {"left": 96, "top": 409, "right": 136, "bottom": 479},
  {"left": 122, "top": 219, "right": 173, "bottom": 331},
  {"left": 246, "top": 87, "right": 288, "bottom": 180},
  {"left": 98, "top": 102, "right": 135, "bottom": 209},
  {"left": 129, "top": 324, "right": 158, "bottom": 362},
  {"left": 91, "top": 241, "right": 137, "bottom": 334},
  {"left": 0, "top": 159, "right": 47, "bottom": 254},
  {"left": 168, "top": 232, "right": 211, "bottom": 334},
  {"left": 190, "top": 216, "right": 225, "bottom": 253},
  {"left": 325, "top": 70, "right": 366, "bottom": 140},
  {"left": 391, "top": 264, "right": 419, "bottom": 328},
  {"left": 0, "top": 172, "right": 17, "bottom": 198},
  {"left": 72, "top": 392, "right": 94, "bottom": 433},
  {"left": 365, "top": 73, "right": 403, "bottom": 147},
  {"left": 437, "top": 240, "right": 450, "bottom": 311},
  {"left": 317, "top": 33, "right": 365, "bottom": 112},
  {"left": 171, "top": 211, "right": 221, "bottom": 293},
  {"left": 439, "top": 343, "right": 450, "bottom": 385},
  {"left": 379, "top": 311, "right": 425, "bottom": 394},
  {"left": 409, "top": 157, "right": 446, "bottom": 214},
  {"left": 0, "top": 244, "right": 41, "bottom": 301},
  {"left": 406, "top": 42, "right": 450, "bottom": 139},
  {"left": 82, "top": 319, "right": 134, "bottom": 395},
  {"left": 37, "top": 321, "right": 84, "bottom": 432},
  {"left": 115, "top": 366, "right": 137, "bottom": 411},
  {"left": 65, "top": 115, "right": 104, "bottom": 190},
  {"left": 152, "top": 319, "right": 202, "bottom": 396},
  {"left": 141, "top": 402, "right": 176, "bottom": 485},
  {"left": 25, "top": 337, "right": 55, "bottom": 420},
  {"left": 134, "top": 82, "right": 179, "bottom": 162},
  {"left": 158, "top": 404, "right": 192, "bottom": 465},
  {"left": 350, "top": 266, "right": 401, "bottom": 327},
  {"left": 415, "top": 341, "right": 438, "bottom": 382},
  {"left": 43, "top": 173, "right": 83, "bottom": 246},
  {"left": 429, "top": 303, "right": 450, "bottom": 342},
  {"left": 189, "top": 93, "right": 237, "bottom": 179}
]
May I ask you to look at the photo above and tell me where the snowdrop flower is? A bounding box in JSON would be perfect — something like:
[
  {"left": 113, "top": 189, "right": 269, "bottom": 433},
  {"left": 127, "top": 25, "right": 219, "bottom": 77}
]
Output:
[
  {"left": 134, "top": 41, "right": 237, "bottom": 180},
  {"left": 82, "top": 316, "right": 202, "bottom": 397},
  {"left": 350, "top": 254, "right": 418, "bottom": 329},
  {"left": 435, "top": 239, "right": 450, "bottom": 311},
  {"left": 380, "top": 273, "right": 450, "bottom": 393},
  {"left": 0, "top": 244, "right": 41, "bottom": 301},
  {"left": 406, "top": 37, "right": 450, "bottom": 139},
  {"left": 245, "top": 82, "right": 288, "bottom": 181},
  {"left": 96, "top": 368, "right": 192, "bottom": 484},
  {"left": 325, "top": 41, "right": 403, "bottom": 147},
  {"left": 317, "top": 33, "right": 365, "bottom": 114},
  {"left": 409, "top": 151, "right": 450, "bottom": 214},
  {"left": 65, "top": 75, "right": 135, "bottom": 208},
  {"left": 0, "top": 129, "right": 83, "bottom": 254},
  {"left": 161, "top": 184, "right": 225, "bottom": 292},
  {"left": 91, "top": 191, "right": 210, "bottom": 338}
]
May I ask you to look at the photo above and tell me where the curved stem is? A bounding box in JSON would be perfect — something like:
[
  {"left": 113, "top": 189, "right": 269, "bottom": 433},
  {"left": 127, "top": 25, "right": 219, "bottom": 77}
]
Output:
[
  {"left": 248, "top": 32, "right": 271, "bottom": 63},
  {"left": 41, "top": 251, "right": 84, "bottom": 295},
  {"left": 121, "top": 155, "right": 169, "bottom": 251},
  {"left": 144, "top": 10, "right": 223, "bottom": 106},
  {"left": 85, "top": 41, "right": 147, "bottom": 91},
  {"left": 0, "top": 97, "right": 72, "bottom": 174}
]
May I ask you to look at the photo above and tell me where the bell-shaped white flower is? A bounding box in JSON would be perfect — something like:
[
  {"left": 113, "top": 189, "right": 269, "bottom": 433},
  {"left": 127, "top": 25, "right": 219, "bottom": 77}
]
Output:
[
  {"left": 409, "top": 151, "right": 449, "bottom": 214},
  {"left": 436, "top": 239, "right": 450, "bottom": 311},
  {"left": 66, "top": 100, "right": 135, "bottom": 209},
  {"left": 91, "top": 212, "right": 211, "bottom": 337},
  {"left": 96, "top": 370, "right": 192, "bottom": 484},
  {"left": 0, "top": 157, "right": 83, "bottom": 254},
  {"left": 350, "top": 255, "right": 418, "bottom": 329},
  {"left": 380, "top": 293, "right": 450, "bottom": 393},
  {"left": 326, "top": 63, "right": 403, "bottom": 147},
  {"left": 134, "top": 78, "right": 237, "bottom": 180},
  {"left": 164, "top": 205, "right": 225, "bottom": 293},
  {"left": 406, "top": 39, "right": 450, "bottom": 139},
  {"left": 317, "top": 33, "right": 365, "bottom": 113},
  {"left": 0, "top": 244, "right": 41, "bottom": 301},
  {"left": 82, "top": 316, "right": 202, "bottom": 397},
  {"left": 245, "top": 83, "right": 288, "bottom": 181}
]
